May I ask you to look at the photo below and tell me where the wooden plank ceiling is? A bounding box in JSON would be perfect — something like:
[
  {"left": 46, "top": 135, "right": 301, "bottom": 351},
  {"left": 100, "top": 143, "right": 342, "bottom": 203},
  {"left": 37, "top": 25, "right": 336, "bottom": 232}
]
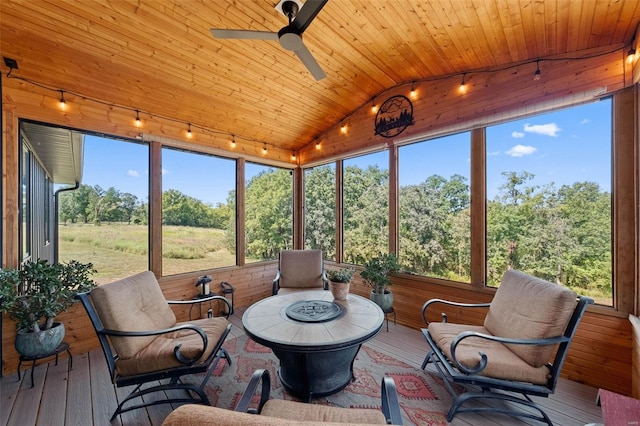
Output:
[{"left": 1, "top": 0, "right": 639, "bottom": 153}]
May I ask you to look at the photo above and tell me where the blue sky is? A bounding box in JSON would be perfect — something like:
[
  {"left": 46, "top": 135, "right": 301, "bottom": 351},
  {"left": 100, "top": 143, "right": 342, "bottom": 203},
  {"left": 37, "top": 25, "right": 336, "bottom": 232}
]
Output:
[{"left": 77, "top": 98, "right": 611, "bottom": 205}]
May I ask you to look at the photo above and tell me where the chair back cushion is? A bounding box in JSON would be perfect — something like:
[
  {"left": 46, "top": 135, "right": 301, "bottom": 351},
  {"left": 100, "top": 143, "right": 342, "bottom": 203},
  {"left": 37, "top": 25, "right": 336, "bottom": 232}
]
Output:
[
  {"left": 279, "top": 250, "right": 324, "bottom": 289},
  {"left": 484, "top": 269, "right": 577, "bottom": 367},
  {"left": 163, "top": 404, "right": 387, "bottom": 426},
  {"left": 90, "top": 271, "right": 176, "bottom": 359}
]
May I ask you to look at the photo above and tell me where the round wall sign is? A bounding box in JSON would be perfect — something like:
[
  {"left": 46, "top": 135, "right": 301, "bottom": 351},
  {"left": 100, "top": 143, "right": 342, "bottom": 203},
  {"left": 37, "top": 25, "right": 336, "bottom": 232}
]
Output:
[{"left": 374, "top": 95, "right": 415, "bottom": 138}]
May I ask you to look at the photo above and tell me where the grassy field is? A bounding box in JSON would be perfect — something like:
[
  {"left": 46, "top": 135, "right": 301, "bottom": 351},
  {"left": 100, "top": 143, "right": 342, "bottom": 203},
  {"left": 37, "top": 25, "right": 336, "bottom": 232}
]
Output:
[
  {"left": 59, "top": 223, "right": 237, "bottom": 283},
  {"left": 58, "top": 222, "right": 611, "bottom": 305}
]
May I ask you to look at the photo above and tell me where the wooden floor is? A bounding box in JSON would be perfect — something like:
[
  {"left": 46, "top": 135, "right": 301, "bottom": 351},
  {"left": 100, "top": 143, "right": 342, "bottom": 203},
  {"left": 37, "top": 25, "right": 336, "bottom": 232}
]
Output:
[{"left": 1, "top": 306, "right": 604, "bottom": 426}]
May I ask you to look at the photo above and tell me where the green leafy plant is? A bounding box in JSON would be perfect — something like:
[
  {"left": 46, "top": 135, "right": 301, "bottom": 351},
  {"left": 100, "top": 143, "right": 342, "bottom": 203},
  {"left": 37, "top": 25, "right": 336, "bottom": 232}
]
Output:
[
  {"left": 360, "top": 253, "right": 401, "bottom": 294},
  {"left": 0, "top": 259, "right": 97, "bottom": 333},
  {"left": 326, "top": 267, "right": 355, "bottom": 283}
]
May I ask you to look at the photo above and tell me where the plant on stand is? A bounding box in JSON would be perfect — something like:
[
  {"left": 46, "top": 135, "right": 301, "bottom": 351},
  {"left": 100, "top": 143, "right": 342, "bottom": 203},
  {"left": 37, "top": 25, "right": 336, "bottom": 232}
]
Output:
[
  {"left": 360, "top": 253, "right": 401, "bottom": 311},
  {"left": 0, "top": 259, "right": 97, "bottom": 357},
  {"left": 326, "top": 267, "right": 355, "bottom": 301}
]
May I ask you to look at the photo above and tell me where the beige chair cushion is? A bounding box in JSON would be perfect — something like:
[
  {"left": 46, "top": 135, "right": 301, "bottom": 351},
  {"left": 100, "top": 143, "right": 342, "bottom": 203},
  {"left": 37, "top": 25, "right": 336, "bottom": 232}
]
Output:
[
  {"left": 279, "top": 250, "right": 324, "bottom": 289},
  {"left": 162, "top": 404, "right": 388, "bottom": 426},
  {"left": 428, "top": 323, "right": 551, "bottom": 385},
  {"left": 115, "top": 317, "right": 230, "bottom": 376},
  {"left": 90, "top": 271, "right": 176, "bottom": 359},
  {"left": 261, "top": 399, "right": 387, "bottom": 424},
  {"left": 483, "top": 269, "right": 577, "bottom": 367}
]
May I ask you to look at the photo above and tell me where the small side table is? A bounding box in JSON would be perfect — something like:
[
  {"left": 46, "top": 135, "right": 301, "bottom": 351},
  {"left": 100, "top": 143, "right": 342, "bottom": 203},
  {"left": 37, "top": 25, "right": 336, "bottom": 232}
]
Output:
[
  {"left": 17, "top": 342, "right": 73, "bottom": 388},
  {"left": 189, "top": 293, "right": 215, "bottom": 320},
  {"left": 382, "top": 307, "right": 396, "bottom": 332}
]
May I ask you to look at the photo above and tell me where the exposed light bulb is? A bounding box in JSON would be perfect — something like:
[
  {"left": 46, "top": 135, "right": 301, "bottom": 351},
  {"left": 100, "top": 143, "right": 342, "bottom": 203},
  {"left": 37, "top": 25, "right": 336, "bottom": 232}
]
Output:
[
  {"left": 135, "top": 110, "right": 141, "bottom": 127},
  {"left": 410, "top": 81, "right": 417, "bottom": 98},
  {"left": 371, "top": 101, "right": 378, "bottom": 113},
  {"left": 458, "top": 74, "right": 467, "bottom": 94},
  {"left": 187, "top": 123, "right": 192, "bottom": 138},
  {"left": 534, "top": 60, "right": 541, "bottom": 81},
  {"left": 627, "top": 47, "right": 636, "bottom": 64},
  {"left": 262, "top": 143, "right": 267, "bottom": 154},
  {"left": 340, "top": 122, "right": 347, "bottom": 134},
  {"left": 316, "top": 140, "right": 321, "bottom": 149},
  {"left": 59, "top": 90, "right": 66, "bottom": 110},
  {"left": 291, "top": 151, "right": 296, "bottom": 160},
  {"left": 231, "top": 135, "right": 236, "bottom": 147}
]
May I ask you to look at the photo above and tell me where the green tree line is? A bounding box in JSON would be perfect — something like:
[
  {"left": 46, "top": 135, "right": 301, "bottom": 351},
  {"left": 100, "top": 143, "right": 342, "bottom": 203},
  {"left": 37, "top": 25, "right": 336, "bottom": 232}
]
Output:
[
  {"left": 304, "top": 165, "right": 611, "bottom": 298},
  {"left": 58, "top": 184, "right": 231, "bottom": 228}
]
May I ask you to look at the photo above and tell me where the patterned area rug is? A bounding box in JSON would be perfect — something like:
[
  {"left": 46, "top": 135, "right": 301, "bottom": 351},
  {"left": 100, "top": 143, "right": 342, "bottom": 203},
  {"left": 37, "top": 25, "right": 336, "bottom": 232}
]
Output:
[{"left": 187, "top": 334, "right": 452, "bottom": 425}]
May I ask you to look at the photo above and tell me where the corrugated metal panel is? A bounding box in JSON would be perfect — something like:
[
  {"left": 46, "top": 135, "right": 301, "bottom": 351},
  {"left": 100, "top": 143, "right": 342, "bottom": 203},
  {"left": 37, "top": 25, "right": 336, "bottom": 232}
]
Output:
[{"left": 20, "top": 122, "right": 84, "bottom": 185}]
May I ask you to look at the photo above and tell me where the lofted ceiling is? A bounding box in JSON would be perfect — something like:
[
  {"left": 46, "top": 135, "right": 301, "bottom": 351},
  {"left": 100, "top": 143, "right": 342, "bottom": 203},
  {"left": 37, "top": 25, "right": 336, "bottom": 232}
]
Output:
[{"left": 1, "top": 0, "right": 640, "bottom": 154}]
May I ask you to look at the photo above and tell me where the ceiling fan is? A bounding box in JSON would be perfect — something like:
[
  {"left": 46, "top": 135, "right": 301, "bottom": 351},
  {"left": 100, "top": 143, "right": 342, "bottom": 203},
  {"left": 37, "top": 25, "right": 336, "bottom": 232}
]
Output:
[{"left": 210, "top": 0, "right": 328, "bottom": 80}]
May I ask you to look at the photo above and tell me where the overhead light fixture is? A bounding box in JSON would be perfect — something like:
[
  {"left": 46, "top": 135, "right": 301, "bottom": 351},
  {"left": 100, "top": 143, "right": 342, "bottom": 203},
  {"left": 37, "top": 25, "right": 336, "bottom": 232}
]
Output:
[
  {"left": 231, "top": 134, "right": 236, "bottom": 147},
  {"left": 459, "top": 74, "right": 467, "bottom": 94},
  {"left": 187, "top": 123, "right": 192, "bottom": 138},
  {"left": 534, "top": 60, "right": 541, "bottom": 81},
  {"left": 316, "top": 140, "right": 321, "bottom": 149},
  {"left": 59, "top": 90, "right": 66, "bottom": 109},
  {"left": 262, "top": 143, "right": 267, "bottom": 154},
  {"left": 291, "top": 151, "right": 296, "bottom": 160},
  {"left": 627, "top": 47, "right": 637, "bottom": 64},
  {"left": 371, "top": 98, "right": 378, "bottom": 113},
  {"left": 340, "top": 122, "right": 347, "bottom": 134},
  {"left": 410, "top": 81, "right": 417, "bottom": 98},
  {"left": 135, "top": 110, "right": 141, "bottom": 127}
]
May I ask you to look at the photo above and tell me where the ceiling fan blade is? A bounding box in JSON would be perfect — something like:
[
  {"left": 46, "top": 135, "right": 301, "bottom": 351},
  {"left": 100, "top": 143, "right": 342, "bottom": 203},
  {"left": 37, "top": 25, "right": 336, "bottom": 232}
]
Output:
[
  {"left": 292, "top": 0, "right": 328, "bottom": 33},
  {"left": 294, "top": 43, "right": 326, "bottom": 80},
  {"left": 210, "top": 29, "right": 279, "bottom": 41}
]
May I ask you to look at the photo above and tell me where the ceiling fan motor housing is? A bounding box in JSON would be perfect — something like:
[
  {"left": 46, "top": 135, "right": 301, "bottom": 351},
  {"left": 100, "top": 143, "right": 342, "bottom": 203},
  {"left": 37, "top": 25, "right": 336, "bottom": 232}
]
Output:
[{"left": 278, "top": 28, "right": 303, "bottom": 51}]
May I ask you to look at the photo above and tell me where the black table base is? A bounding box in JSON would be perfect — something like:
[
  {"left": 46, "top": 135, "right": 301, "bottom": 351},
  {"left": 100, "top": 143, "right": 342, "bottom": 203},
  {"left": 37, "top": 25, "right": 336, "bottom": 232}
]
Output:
[{"left": 274, "top": 344, "right": 361, "bottom": 402}]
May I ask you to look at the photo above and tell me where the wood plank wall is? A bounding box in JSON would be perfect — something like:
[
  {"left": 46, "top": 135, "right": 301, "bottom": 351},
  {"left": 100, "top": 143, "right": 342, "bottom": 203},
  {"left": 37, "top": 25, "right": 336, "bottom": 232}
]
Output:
[
  {"left": 1, "top": 262, "right": 632, "bottom": 396},
  {"left": 1, "top": 45, "right": 636, "bottom": 395}
]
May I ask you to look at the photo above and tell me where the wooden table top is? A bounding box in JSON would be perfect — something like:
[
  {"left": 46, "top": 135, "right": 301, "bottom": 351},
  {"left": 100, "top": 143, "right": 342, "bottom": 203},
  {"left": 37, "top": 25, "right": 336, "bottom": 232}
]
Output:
[{"left": 242, "top": 290, "right": 384, "bottom": 351}]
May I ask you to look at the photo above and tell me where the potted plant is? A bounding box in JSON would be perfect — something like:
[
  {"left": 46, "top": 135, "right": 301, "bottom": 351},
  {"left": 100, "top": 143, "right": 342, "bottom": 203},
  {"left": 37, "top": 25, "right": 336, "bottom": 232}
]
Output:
[
  {"left": 326, "top": 267, "right": 355, "bottom": 301},
  {"left": 360, "top": 253, "right": 401, "bottom": 311},
  {"left": 0, "top": 259, "right": 97, "bottom": 358}
]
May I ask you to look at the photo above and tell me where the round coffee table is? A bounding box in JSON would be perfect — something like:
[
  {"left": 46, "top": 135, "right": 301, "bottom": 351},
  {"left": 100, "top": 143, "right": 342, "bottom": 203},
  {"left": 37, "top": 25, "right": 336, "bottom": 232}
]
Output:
[{"left": 242, "top": 289, "right": 384, "bottom": 401}]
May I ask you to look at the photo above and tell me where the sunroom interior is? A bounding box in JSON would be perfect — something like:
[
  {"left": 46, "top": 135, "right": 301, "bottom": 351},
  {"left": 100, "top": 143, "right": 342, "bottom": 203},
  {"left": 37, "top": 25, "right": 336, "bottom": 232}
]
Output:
[{"left": 2, "top": 0, "right": 640, "bottom": 424}]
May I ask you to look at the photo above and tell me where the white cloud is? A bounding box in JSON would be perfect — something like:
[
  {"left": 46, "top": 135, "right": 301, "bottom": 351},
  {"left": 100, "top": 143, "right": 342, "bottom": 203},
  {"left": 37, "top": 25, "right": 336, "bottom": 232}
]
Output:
[
  {"left": 523, "top": 122, "right": 561, "bottom": 137},
  {"left": 581, "top": 118, "right": 591, "bottom": 124},
  {"left": 126, "top": 170, "right": 139, "bottom": 177},
  {"left": 162, "top": 168, "right": 169, "bottom": 175},
  {"left": 511, "top": 131, "right": 525, "bottom": 138},
  {"left": 487, "top": 150, "right": 501, "bottom": 156},
  {"left": 505, "top": 144, "right": 537, "bottom": 157}
]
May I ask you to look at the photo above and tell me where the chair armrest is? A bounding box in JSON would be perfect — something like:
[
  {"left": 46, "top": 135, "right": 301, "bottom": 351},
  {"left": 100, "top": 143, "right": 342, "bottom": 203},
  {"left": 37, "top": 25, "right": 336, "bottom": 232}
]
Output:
[
  {"left": 98, "top": 323, "right": 209, "bottom": 365},
  {"left": 380, "top": 376, "right": 402, "bottom": 425},
  {"left": 450, "top": 331, "right": 569, "bottom": 375},
  {"left": 234, "top": 369, "right": 271, "bottom": 414},
  {"left": 272, "top": 269, "right": 281, "bottom": 295},
  {"left": 168, "top": 296, "right": 232, "bottom": 319},
  {"left": 421, "top": 298, "right": 490, "bottom": 325}
]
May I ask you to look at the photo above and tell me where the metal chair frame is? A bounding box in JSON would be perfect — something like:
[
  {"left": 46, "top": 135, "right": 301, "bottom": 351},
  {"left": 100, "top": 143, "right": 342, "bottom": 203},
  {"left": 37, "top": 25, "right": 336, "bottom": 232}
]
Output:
[
  {"left": 76, "top": 291, "right": 232, "bottom": 421},
  {"left": 235, "top": 369, "right": 403, "bottom": 425},
  {"left": 421, "top": 295, "right": 593, "bottom": 425}
]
